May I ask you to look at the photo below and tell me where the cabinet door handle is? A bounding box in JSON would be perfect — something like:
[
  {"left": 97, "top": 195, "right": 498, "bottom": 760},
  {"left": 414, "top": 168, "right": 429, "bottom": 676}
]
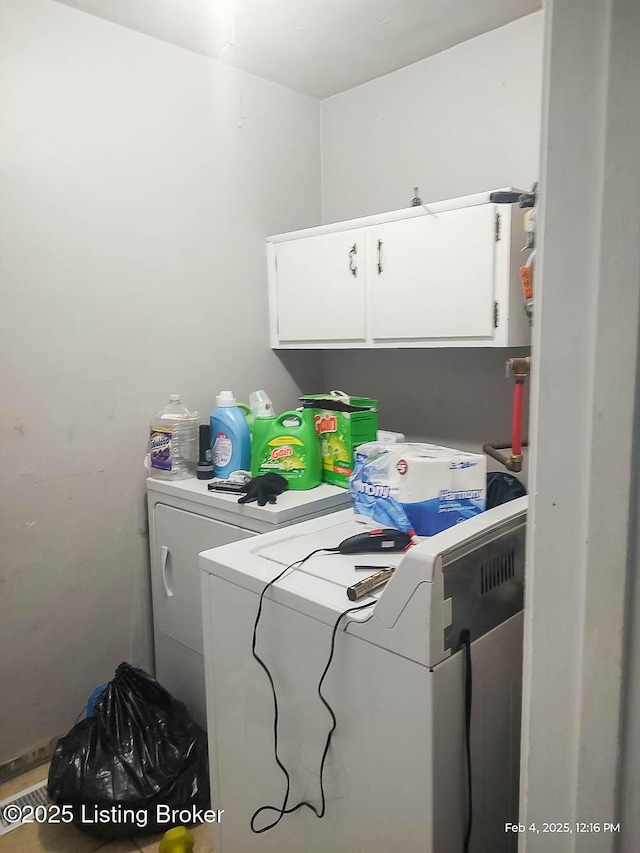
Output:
[
  {"left": 160, "top": 545, "right": 173, "bottom": 598},
  {"left": 377, "top": 239, "right": 384, "bottom": 274},
  {"left": 349, "top": 244, "right": 358, "bottom": 277}
]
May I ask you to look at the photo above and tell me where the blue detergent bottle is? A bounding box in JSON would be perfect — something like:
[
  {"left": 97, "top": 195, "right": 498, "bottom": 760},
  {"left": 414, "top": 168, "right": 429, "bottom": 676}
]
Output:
[{"left": 210, "top": 390, "right": 252, "bottom": 477}]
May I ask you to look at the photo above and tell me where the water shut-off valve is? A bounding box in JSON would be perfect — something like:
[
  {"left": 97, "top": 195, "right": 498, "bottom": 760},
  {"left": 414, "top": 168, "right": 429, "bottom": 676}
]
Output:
[{"left": 483, "top": 357, "right": 531, "bottom": 473}]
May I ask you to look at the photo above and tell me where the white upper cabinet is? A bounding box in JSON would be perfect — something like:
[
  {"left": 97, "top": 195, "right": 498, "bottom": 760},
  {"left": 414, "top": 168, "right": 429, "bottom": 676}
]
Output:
[
  {"left": 267, "top": 189, "right": 530, "bottom": 349},
  {"left": 368, "top": 205, "right": 496, "bottom": 342},
  {"left": 270, "top": 229, "right": 367, "bottom": 343}
]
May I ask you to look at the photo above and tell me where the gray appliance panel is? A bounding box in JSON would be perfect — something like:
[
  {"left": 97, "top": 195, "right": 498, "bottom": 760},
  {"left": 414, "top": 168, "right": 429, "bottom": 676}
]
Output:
[{"left": 442, "top": 516, "right": 525, "bottom": 654}]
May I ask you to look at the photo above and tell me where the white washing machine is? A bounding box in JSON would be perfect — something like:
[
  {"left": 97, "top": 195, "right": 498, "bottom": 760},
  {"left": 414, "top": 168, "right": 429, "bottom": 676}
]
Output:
[
  {"left": 200, "top": 497, "right": 526, "bottom": 853},
  {"left": 146, "top": 477, "right": 351, "bottom": 729}
]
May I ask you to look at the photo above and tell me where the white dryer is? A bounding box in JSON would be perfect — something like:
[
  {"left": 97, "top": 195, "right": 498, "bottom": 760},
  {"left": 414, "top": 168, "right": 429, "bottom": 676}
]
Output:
[
  {"left": 146, "top": 477, "right": 350, "bottom": 728},
  {"left": 200, "top": 497, "right": 526, "bottom": 853}
]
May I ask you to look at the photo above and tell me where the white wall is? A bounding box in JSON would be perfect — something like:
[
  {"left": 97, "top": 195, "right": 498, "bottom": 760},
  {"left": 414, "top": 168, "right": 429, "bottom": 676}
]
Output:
[
  {"left": 320, "top": 12, "right": 543, "bottom": 460},
  {"left": 520, "top": 0, "right": 640, "bottom": 849},
  {"left": 321, "top": 12, "right": 544, "bottom": 223},
  {"left": 0, "top": 0, "right": 322, "bottom": 765}
]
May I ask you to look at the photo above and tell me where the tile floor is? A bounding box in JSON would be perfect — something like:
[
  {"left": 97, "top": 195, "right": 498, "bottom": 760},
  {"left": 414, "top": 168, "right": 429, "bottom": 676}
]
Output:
[{"left": 0, "top": 764, "right": 214, "bottom": 853}]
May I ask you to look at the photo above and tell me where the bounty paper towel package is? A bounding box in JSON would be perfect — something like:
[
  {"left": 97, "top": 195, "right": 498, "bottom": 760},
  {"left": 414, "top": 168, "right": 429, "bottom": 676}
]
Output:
[{"left": 349, "top": 442, "right": 486, "bottom": 536}]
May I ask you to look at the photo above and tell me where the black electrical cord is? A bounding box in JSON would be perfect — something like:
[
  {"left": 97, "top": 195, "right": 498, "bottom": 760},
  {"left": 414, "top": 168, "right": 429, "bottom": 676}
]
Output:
[
  {"left": 250, "top": 548, "right": 376, "bottom": 834},
  {"left": 457, "top": 627, "right": 473, "bottom": 853}
]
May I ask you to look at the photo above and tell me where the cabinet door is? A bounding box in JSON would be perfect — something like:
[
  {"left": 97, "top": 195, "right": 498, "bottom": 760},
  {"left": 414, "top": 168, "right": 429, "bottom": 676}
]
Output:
[
  {"left": 273, "top": 229, "right": 367, "bottom": 342},
  {"left": 151, "top": 504, "right": 254, "bottom": 655},
  {"left": 369, "top": 204, "right": 497, "bottom": 341}
]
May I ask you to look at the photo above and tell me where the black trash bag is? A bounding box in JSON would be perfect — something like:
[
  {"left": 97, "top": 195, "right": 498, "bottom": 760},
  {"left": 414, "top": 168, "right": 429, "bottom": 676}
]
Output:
[
  {"left": 486, "top": 471, "right": 527, "bottom": 510},
  {"left": 48, "top": 662, "right": 209, "bottom": 838}
]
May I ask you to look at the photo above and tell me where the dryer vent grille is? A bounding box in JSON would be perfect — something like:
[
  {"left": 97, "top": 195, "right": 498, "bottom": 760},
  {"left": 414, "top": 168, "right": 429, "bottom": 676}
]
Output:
[{"left": 480, "top": 548, "right": 515, "bottom": 594}]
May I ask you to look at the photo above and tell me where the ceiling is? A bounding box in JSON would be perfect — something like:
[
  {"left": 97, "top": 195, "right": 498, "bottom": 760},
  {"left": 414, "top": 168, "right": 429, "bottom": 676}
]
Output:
[{"left": 53, "top": 0, "right": 542, "bottom": 99}]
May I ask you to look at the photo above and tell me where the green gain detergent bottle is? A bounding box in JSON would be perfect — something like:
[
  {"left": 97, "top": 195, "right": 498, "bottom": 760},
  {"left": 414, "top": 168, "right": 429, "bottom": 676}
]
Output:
[
  {"left": 256, "top": 409, "right": 321, "bottom": 489},
  {"left": 250, "top": 390, "right": 276, "bottom": 477}
]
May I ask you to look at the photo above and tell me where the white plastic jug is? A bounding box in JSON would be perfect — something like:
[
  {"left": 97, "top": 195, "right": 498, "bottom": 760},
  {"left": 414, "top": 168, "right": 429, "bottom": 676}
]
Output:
[{"left": 149, "top": 394, "right": 199, "bottom": 480}]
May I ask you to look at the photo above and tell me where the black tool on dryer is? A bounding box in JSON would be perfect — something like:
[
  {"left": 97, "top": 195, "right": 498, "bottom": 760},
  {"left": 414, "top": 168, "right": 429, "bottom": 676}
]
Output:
[{"left": 336, "top": 528, "right": 412, "bottom": 554}]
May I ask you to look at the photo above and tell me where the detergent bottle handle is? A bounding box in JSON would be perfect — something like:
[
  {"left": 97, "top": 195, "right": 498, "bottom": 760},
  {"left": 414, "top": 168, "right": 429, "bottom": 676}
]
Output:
[
  {"left": 275, "top": 410, "right": 303, "bottom": 428},
  {"left": 236, "top": 402, "right": 254, "bottom": 429}
]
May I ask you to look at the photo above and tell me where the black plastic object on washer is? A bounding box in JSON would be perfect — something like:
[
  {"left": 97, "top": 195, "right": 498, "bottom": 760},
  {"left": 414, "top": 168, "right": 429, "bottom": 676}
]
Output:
[
  {"left": 486, "top": 471, "right": 527, "bottom": 510},
  {"left": 238, "top": 472, "right": 289, "bottom": 506},
  {"left": 47, "top": 663, "right": 209, "bottom": 837},
  {"left": 197, "top": 424, "right": 214, "bottom": 479},
  {"left": 337, "top": 528, "right": 412, "bottom": 554}
]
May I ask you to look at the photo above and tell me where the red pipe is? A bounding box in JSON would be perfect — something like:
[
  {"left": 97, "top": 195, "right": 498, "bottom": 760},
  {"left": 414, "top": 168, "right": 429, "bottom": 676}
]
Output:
[{"left": 512, "top": 381, "right": 525, "bottom": 457}]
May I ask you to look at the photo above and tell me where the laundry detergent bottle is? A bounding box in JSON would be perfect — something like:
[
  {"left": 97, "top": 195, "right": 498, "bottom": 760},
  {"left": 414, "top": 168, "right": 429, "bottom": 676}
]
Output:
[
  {"left": 210, "top": 390, "right": 251, "bottom": 477},
  {"left": 257, "top": 408, "right": 321, "bottom": 489},
  {"left": 250, "top": 390, "right": 276, "bottom": 477}
]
